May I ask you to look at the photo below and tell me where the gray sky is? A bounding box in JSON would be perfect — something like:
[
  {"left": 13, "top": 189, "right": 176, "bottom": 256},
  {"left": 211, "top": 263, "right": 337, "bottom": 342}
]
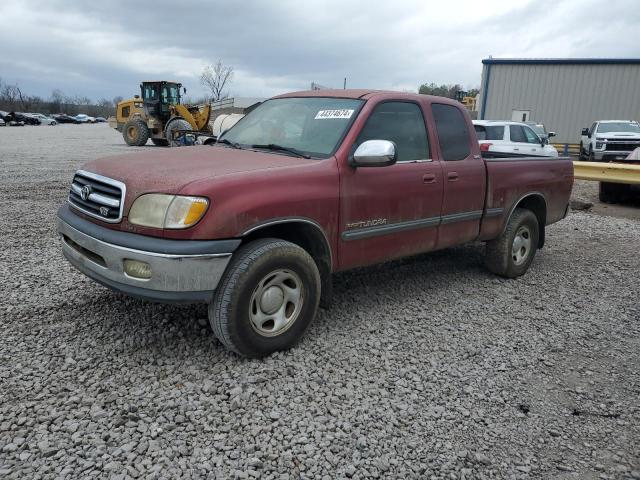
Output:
[{"left": 1, "top": 0, "right": 639, "bottom": 102}]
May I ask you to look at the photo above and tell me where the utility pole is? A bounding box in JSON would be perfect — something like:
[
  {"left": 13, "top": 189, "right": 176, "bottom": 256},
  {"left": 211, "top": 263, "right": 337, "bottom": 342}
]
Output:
[{"left": 343, "top": 78, "right": 347, "bottom": 89}]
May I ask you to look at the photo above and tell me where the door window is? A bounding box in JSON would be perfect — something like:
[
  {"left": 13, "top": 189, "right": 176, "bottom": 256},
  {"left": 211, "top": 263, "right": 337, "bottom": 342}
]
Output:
[
  {"left": 354, "top": 102, "right": 429, "bottom": 162},
  {"left": 432, "top": 104, "right": 470, "bottom": 161},
  {"left": 509, "top": 125, "right": 527, "bottom": 143},
  {"left": 523, "top": 126, "right": 541, "bottom": 144},
  {"left": 121, "top": 105, "right": 130, "bottom": 118}
]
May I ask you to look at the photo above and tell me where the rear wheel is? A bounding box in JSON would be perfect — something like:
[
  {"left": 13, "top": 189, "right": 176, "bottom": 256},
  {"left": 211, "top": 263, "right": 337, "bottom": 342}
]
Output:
[
  {"left": 123, "top": 118, "right": 149, "bottom": 146},
  {"left": 165, "top": 118, "right": 192, "bottom": 147},
  {"left": 485, "top": 208, "right": 539, "bottom": 278},
  {"left": 151, "top": 138, "right": 169, "bottom": 146},
  {"left": 209, "top": 239, "right": 321, "bottom": 358}
]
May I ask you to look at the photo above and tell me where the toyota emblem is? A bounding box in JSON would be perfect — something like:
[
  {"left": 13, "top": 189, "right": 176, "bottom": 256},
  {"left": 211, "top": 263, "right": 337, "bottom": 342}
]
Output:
[{"left": 80, "top": 185, "right": 92, "bottom": 201}]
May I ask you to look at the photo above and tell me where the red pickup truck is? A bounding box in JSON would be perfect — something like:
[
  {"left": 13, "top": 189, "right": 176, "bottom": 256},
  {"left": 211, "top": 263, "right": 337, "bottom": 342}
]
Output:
[{"left": 58, "top": 90, "right": 574, "bottom": 357}]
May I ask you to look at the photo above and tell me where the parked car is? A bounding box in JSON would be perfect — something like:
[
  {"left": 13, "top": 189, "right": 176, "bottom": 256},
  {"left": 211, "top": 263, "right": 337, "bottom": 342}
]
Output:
[
  {"left": 473, "top": 120, "right": 559, "bottom": 158},
  {"left": 57, "top": 89, "right": 574, "bottom": 357},
  {"left": 53, "top": 114, "right": 81, "bottom": 124},
  {"left": 28, "top": 113, "right": 57, "bottom": 125},
  {"left": 11, "top": 112, "right": 40, "bottom": 125},
  {"left": 94, "top": 117, "right": 107, "bottom": 123},
  {"left": 525, "top": 122, "right": 556, "bottom": 143},
  {"left": 579, "top": 120, "right": 640, "bottom": 161},
  {"left": 0, "top": 117, "right": 5, "bottom": 126},
  {"left": 75, "top": 114, "right": 96, "bottom": 123}
]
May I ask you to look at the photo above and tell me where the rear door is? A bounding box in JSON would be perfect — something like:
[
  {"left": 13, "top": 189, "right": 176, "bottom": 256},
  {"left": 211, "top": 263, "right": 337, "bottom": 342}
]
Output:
[
  {"left": 338, "top": 100, "right": 443, "bottom": 269},
  {"left": 431, "top": 103, "right": 486, "bottom": 249}
]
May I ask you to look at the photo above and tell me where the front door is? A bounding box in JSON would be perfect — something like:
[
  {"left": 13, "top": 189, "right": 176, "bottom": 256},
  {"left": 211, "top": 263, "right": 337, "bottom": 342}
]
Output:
[{"left": 338, "top": 101, "right": 443, "bottom": 270}]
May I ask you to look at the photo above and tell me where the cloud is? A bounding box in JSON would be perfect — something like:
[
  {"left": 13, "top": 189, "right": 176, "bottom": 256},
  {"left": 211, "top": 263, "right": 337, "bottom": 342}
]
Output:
[{"left": 0, "top": 0, "right": 638, "bottom": 101}]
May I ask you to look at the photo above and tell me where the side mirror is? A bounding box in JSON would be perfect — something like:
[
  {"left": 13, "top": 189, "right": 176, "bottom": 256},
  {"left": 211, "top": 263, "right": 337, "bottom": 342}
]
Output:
[
  {"left": 548, "top": 131, "right": 556, "bottom": 138},
  {"left": 351, "top": 140, "right": 397, "bottom": 167},
  {"left": 581, "top": 128, "right": 589, "bottom": 136},
  {"left": 183, "top": 87, "right": 187, "bottom": 94}
]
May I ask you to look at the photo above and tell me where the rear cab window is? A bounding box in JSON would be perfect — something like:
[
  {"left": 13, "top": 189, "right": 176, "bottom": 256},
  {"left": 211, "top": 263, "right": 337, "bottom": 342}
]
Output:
[
  {"left": 474, "top": 124, "right": 504, "bottom": 141},
  {"left": 432, "top": 104, "right": 470, "bottom": 160}
]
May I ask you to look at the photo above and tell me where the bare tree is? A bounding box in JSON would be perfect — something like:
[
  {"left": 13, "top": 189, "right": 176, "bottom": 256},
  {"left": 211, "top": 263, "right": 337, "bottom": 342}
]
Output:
[
  {"left": 112, "top": 96, "right": 124, "bottom": 107},
  {"left": 200, "top": 60, "right": 234, "bottom": 102}
]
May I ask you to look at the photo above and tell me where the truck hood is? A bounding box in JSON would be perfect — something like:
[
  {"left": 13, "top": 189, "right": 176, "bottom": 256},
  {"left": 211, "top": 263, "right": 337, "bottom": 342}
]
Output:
[
  {"left": 597, "top": 132, "right": 640, "bottom": 139},
  {"left": 82, "top": 145, "right": 313, "bottom": 199}
]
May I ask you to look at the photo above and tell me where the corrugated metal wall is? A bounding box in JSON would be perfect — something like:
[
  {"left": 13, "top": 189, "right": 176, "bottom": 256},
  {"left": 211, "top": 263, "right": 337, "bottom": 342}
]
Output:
[{"left": 478, "top": 63, "right": 640, "bottom": 143}]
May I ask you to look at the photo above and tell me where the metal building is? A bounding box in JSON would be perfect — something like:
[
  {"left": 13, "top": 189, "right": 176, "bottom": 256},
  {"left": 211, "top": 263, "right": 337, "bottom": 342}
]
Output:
[{"left": 477, "top": 58, "right": 640, "bottom": 143}]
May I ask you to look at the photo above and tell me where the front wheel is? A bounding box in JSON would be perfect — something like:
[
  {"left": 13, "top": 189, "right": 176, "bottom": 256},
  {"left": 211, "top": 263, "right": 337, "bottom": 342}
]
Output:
[
  {"left": 165, "top": 118, "right": 192, "bottom": 147},
  {"left": 123, "top": 118, "right": 149, "bottom": 146},
  {"left": 485, "top": 208, "right": 539, "bottom": 278},
  {"left": 209, "top": 239, "right": 321, "bottom": 358}
]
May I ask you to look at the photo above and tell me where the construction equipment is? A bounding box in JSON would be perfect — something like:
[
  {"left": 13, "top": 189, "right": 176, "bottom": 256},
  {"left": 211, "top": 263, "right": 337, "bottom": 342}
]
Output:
[{"left": 110, "top": 81, "right": 212, "bottom": 147}]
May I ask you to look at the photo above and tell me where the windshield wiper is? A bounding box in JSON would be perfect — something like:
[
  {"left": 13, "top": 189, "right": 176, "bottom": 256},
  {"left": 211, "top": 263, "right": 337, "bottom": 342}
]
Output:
[
  {"left": 250, "top": 143, "right": 311, "bottom": 159},
  {"left": 216, "top": 138, "right": 242, "bottom": 149}
]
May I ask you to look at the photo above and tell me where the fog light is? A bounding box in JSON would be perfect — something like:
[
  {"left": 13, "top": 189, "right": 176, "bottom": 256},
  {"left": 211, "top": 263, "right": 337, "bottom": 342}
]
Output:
[{"left": 123, "top": 259, "right": 152, "bottom": 279}]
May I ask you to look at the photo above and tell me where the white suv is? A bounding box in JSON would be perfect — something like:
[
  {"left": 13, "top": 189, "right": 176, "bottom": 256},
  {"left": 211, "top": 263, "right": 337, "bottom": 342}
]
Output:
[
  {"left": 579, "top": 120, "right": 640, "bottom": 161},
  {"left": 473, "top": 120, "right": 559, "bottom": 158}
]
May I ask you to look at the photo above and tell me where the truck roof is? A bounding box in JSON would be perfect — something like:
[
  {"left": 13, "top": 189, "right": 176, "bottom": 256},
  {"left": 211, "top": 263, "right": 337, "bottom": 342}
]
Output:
[
  {"left": 597, "top": 120, "right": 636, "bottom": 123},
  {"left": 274, "top": 89, "right": 460, "bottom": 104}
]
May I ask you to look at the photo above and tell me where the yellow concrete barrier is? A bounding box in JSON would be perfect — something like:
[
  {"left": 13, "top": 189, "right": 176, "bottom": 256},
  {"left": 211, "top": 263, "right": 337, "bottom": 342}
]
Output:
[{"left": 573, "top": 161, "right": 640, "bottom": 185}]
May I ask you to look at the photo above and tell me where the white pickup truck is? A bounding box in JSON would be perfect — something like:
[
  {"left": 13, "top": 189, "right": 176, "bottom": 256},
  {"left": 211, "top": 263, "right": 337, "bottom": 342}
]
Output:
[{"left": 579, "top": 120, "right": 640, "bottom": 161}]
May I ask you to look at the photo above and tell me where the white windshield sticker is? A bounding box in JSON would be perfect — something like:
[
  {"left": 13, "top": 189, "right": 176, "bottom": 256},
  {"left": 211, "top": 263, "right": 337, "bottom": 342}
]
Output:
[{"left": 314, "top": 109, "right": 354, "bottom": 120}]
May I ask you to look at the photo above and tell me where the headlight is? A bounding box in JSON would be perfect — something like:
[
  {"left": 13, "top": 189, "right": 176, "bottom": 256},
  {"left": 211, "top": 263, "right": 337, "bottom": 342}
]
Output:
[
  {"left": 128, "top": 194, "right": 209, "bottom": 229},
  {"left": 595, "top": 142, "right": 604, "bottom": 149}
]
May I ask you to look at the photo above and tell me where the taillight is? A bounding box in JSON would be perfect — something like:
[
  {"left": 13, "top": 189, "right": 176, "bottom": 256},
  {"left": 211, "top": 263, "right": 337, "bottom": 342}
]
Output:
[{"left": 479, "top": 143, "right": 492, "bottom": 152}]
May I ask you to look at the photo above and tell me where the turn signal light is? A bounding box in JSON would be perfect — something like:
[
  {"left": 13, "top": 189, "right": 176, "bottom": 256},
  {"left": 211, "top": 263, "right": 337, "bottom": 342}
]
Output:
[{"left": 479, "top": 143, "right": 492, "bottom": 152}]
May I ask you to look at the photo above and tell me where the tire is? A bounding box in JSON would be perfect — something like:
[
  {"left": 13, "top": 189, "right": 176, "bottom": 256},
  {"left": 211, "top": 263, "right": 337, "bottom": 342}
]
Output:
[
  {"left": 151, "top": 138, "right": 169, "bottom": 146},
  {"left": 485, "top": 208, "right": 539, "bottom": 278},
  {"left": 209, "top": 238, "right": 321, "bottom": 358},
  {"left": 123, "top": 118, "right": 149, "bottom": 146},
  {"left": 599, "top": 182, "right": 630, "bottom": 204},
  {"left": 588, "top": 147, "right": 595, "bottom": 162},
  {"left": 578, "top": 143, "right": 585, "bottom": 160},
  {"left": 165, "top": 118, "right": 192, "bottom": 147}
]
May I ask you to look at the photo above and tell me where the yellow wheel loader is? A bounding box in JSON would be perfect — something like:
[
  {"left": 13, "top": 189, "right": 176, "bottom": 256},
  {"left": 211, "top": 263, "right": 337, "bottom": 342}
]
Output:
[{"left": 109, "top": 81, "right": 212, "bottom": 147}]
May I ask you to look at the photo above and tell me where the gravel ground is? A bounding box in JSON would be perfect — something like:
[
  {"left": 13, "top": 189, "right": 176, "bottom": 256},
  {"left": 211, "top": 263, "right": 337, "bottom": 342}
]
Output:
[{"left": 1, "top": 125, "right": 639, "bottom": 479}]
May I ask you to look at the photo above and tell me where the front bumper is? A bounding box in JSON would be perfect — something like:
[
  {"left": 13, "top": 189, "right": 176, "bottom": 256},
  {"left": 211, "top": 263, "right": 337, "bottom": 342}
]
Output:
[
  {"left": 57, "top": 205, "right": 241, "bottom": 303},
  {"left": 594, "top": 150, "right": 634, "bottom": 161}
]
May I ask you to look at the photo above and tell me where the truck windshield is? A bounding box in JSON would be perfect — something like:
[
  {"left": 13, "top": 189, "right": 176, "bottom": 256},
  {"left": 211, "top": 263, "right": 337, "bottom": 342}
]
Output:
[
  {"left": 597, "top": 122, "right": 640, "bottom": 134},
  {"left": 219, "top": 97, "right": 364, "bottom": 158}
]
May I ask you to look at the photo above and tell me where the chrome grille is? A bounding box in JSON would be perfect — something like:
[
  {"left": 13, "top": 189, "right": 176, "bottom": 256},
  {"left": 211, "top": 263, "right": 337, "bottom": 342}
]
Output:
[
  {"left": 68, "top": 170, "right": 126, "bottom": 223},
  {"left": 605, "top": 141, "right": 640, "bottom": 152}
]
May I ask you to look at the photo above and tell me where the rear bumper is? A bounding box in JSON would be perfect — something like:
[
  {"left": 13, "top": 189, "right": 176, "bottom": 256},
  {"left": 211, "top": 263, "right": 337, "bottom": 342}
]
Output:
[{"left": 57, "top": 205, "right": 241, "bottom": 303}]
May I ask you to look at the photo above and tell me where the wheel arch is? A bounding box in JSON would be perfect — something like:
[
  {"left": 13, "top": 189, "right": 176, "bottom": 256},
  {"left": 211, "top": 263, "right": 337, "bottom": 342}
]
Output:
[
  {"left": 504, "top": 193, "right": 547, "bottom": 248},
  {"left": 241, "top": 218, "right": 333, "bottom": 301}
]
